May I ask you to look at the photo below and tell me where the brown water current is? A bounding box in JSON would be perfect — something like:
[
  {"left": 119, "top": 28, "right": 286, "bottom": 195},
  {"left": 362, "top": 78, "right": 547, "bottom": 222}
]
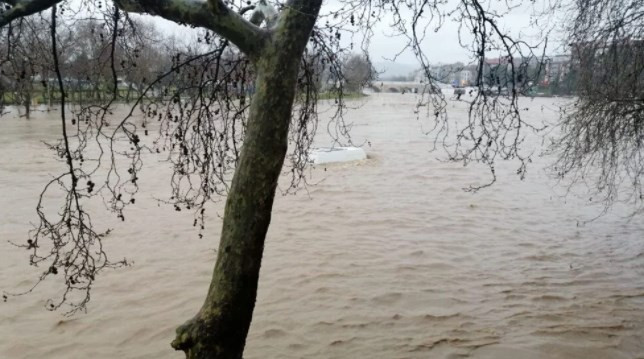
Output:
[{"left": 1, "top": 94, "right": 644, "bottom": 358}]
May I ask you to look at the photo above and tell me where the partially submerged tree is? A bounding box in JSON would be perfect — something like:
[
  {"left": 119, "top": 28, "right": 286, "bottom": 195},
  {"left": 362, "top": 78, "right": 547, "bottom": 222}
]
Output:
[
  {"left": 119, "top": 19, "right": 165, "bottom": 102},
  {"left": 0, "top": 0, "right": 566, "bottom": 358},
  {"left": 342, "top": 53, "right": 374, "bottom": 93},
  {"left": 0, "top": 15, "right": 50, "bottom": 117}
]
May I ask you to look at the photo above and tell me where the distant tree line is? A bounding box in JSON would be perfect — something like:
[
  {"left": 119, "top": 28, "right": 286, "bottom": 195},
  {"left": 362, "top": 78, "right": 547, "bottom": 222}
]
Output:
[
  {"left": 0, "top": 17, "right": 376, "bottom": 119},
  {"left": 0, "top": 16, "right": 205, "bottom": 117}
]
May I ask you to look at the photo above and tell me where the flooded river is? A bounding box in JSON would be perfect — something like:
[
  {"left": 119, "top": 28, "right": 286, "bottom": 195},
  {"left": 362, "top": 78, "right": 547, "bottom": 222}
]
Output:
[{"left": 1, "top": 94, "right": 644, "bottom": 358}]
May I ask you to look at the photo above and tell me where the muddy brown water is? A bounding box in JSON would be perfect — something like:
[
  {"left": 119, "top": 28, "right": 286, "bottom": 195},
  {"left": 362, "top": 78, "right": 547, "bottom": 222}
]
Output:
[{"left": 1, "top": 94, "right": 644, "bottom": 358}]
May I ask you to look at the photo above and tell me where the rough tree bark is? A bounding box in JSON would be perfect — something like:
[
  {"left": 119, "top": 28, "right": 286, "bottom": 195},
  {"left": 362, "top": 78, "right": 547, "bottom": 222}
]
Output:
[{"left": 164, "top": 2, "right": 323, "bottom": 358}]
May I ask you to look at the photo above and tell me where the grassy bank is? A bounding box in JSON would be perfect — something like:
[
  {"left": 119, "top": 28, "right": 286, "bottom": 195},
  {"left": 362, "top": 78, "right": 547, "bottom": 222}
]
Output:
[{"left": 317, "top": 92, "right": 367, "bottom": 100}]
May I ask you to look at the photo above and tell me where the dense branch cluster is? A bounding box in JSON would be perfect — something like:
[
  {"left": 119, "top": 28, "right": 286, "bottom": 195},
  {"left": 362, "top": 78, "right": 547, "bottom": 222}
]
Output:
[
  {"left": 550, "top": 0, "right": 644, "bottom": 214},
  {"left": 2, "top": 0, "right": 552, "bottom": 312}
]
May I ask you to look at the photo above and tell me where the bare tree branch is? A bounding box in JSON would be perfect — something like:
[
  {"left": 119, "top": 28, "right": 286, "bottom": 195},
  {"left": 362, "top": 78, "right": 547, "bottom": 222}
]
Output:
[
  {"left": 1, "top": 0, "right": 267, "bottom": 56},
  {"left": 114, "top": 0, "right": 266, "bottom": 56},
  {"left": 0, "top": 0, "right": 63, "bottom": 27}
]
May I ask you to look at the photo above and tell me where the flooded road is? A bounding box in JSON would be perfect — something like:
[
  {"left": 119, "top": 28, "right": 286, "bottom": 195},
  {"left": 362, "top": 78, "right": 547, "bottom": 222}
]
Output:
[{"left": 1, "top": 94, "right": 644, "bottom": 358}]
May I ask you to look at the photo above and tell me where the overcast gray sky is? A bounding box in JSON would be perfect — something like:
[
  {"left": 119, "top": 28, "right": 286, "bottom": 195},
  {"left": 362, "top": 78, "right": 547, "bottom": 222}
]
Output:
[{"left": 138, "top": 0, "right": 565, "bottom": 68}]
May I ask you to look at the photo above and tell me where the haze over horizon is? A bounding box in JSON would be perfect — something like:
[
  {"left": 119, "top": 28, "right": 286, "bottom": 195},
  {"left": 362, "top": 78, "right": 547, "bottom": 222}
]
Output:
[{"left": 131, "top": 0, "right": 567, "bottom": 75}]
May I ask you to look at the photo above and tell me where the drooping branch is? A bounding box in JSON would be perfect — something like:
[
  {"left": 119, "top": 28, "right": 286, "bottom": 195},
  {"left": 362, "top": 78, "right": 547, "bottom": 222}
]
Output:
[
  {"left": 1, "top": 0, "right": 267, "bottom": 57},
  {"left": 548, "top": 0, "right": 644, "bottom": 215}
]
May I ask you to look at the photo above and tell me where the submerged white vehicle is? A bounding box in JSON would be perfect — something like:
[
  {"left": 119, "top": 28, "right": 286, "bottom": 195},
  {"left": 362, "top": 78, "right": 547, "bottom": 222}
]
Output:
[{"left": 309, "top": 146, "right": 367, "bottom": 165}]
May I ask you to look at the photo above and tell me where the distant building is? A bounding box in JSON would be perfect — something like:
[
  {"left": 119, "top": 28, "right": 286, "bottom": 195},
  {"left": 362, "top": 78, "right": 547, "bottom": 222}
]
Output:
[
  {"left": 458, "top": 67, "right": 477, "bottom": 86},
  {"left": 421, "top": 62, "right": 476, "bottom": 86},
  {"left": 541, "top": 55, "right": 570, "bottom": 86}
]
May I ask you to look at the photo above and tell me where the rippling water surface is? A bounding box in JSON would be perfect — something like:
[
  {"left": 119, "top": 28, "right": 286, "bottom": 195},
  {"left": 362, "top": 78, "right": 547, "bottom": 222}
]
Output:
[{"left": 1, "top": 94, "right": 644, "bottom": 358}]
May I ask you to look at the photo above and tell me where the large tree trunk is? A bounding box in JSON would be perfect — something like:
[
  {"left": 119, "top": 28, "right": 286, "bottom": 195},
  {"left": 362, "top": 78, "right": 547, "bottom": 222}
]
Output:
[{"left": 170, "top": 2, "right": 322, "bottom": 358}]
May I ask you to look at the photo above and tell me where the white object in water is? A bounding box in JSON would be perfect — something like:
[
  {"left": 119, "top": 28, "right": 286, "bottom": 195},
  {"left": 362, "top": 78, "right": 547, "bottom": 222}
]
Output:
[{"left": 309, "top": 147, "right": 367, "bottom": 164}]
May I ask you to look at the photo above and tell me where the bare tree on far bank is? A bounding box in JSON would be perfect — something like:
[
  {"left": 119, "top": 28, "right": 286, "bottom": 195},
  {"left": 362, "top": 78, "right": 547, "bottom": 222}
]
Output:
[
  {"left": 1, "top": 16, "right": 167, "bottom": 110},
  {"left": 1, "top": 0, "right": 640, "bottom": 358},
  {"left": 0, "top": 15, "right": 52, "bottom": 117},
  {"left": 342, "top": 54, "right": 375, "bottom": 93}
]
